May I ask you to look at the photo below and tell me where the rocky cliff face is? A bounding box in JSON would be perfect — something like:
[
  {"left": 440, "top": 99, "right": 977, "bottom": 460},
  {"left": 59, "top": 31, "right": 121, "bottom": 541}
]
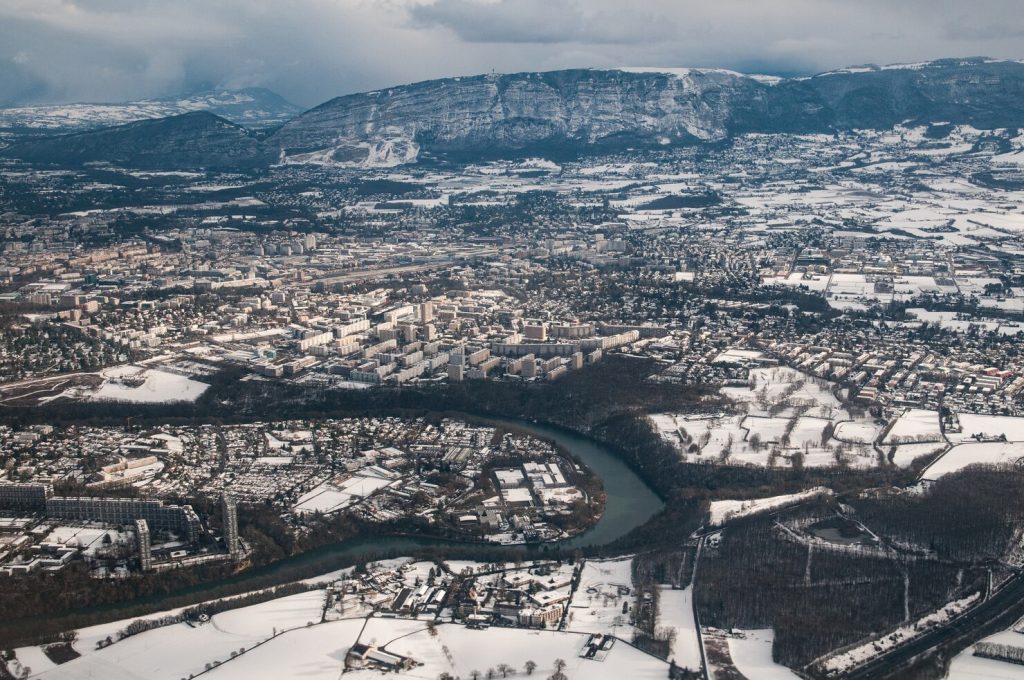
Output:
[
  {"left": 270, "top": 68, "right": 764, "bottom": 164},
  {"left": 6, "top": 58, "right": 1024, "bottom": 169},
  {"left": 268, "top": 58, "right": 1024, "bottom": 166}
]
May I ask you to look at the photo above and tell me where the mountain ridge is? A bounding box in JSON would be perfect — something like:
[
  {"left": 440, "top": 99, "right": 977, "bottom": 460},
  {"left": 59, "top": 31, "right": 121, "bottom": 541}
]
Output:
[
  {"left": 5, "top": 57, "right": 1024, "bottom": 170},
  {"left": 0, "top": 87, "right": 301, "bottom": 132},
  {"left": 3, "top": 111, "right": 274, "bottom": 170}
]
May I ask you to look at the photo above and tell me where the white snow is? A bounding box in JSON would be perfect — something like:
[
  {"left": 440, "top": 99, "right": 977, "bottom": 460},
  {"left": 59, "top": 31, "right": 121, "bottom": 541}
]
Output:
[
  {"left": 653, "top": 365, "right": 878, "bottom": 469},
  {"left": 86, "top": 366, "right": 209, "bottom": 404},
  {"left": 707, "top": 488, "right": 831, "bottom": 526},
  {"left": 11, "top": 646, "right": 58, "bottom": 675},
  {"left": 833, "top": 421, "right": 882, "bottom": 444},
  {"left": 44, "top": 525, "right": 132, "bottom": 557},
  {"left": 292, "top": 470, "right": 397, "bottom": 514},
  {"left": 568, "top": 557, "right": 636, "bottom": 634},
  {"left": 922, "top": 442, "right": 1024, "bottom": 480},
  {"left": 352, "top": 623, "right": 669, "bottom": 680},
  {"left": 617, "top": 66, "right": 781, "bottom": 85},
  {"left": 0, "top": 90, "right": 296, "bottom": 130},
  {"left": 883, "top": 409, "right": 943, "bottom": 444},
  {"left": 30, "top": 590, "right": 326, "bottom": 680},
  {"left": 656, "top": 586, "right": 703, "bottom": 671},
  {"left": 202, "top": 618, "right": 365, "bottom": 680},
  {"left": 951, "top": 414, "right": 1024, "bottom": 443},
  {"left": 948, "top": 629, "right": 1024, "bottom": 679},
  {"left": 727, "top": 629, "right": 800, "bottom": 680},
  {"left": 890, "top": 442, "right": 947, "bottom": 468}
]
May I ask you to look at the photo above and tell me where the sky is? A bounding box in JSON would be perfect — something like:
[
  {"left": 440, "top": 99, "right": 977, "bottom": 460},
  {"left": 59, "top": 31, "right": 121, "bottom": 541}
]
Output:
[{"left": 0, "top": 0, "right": 1022, "bottom": 108}]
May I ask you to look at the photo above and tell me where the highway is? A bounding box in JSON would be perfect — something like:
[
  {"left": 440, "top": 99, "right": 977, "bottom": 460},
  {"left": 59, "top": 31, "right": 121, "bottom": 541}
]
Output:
[{"left": 838, "top": 572, "right": 1024, "bottom": 679}]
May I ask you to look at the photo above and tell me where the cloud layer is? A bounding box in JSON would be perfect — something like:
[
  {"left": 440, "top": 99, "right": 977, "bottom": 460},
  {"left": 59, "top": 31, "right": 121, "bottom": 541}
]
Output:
[{"left": 0, "top": 0, "right": 1021, "bottom": 108}]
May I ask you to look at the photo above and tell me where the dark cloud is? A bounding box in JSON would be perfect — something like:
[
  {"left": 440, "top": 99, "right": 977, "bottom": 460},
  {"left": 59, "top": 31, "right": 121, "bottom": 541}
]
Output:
[
  {"left": 409, "top": 0, "right": 679, "bottom": 45},
  {"left": 0, "top": 0, "right": 1020, "bottom": 108},
  {"left": 0, "top": 60, "right": 53, "bottom": 107}
]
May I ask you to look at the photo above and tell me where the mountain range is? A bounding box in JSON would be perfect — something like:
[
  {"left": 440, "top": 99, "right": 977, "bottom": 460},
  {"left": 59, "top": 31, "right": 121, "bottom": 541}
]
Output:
[
  {"left": 4, "top": 57, "right": 1024, "bottom": 170},
  {"left": 0, "top": 87, "right": 301, "bottom": 132}
]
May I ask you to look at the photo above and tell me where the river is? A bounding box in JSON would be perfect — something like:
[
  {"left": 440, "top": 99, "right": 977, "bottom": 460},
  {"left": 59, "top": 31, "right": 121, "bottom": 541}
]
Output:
[{"left": 8, "top": 414, "right": 664, "bottom": 632}]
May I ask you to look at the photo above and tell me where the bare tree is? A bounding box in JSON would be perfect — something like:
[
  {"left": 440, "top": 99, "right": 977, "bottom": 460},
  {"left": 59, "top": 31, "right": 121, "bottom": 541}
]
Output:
[{"left": 548, "top": 658, "right": 568, "bottom": 680}]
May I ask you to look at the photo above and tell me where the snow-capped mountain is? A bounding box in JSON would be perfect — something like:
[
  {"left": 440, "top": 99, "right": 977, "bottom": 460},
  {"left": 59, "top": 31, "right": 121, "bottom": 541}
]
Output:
[
  {"left": 5, "top": 58, "right": 1024, "bottom": 170},
  {"left": 268, "top": 68, "right": 762, "bottom": 166},
  {"left": 266, "top": 58, "right": 1024, "bottom": 166},
  {"left": 0, "top": 87, "right": 301, "bottom": 131}
]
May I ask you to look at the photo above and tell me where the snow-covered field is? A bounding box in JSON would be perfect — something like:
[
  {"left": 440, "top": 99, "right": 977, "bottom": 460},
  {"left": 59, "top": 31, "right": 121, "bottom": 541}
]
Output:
[
  {"left": 655, "top": 586, "right": 702, "bottom": 671},
  {"left": 653, "top": 366, "right": 878, "bottom": 468},
  {"left": 883, "top": 409, "right": 944, "bottom": 444},
  {"left": 727, "top": 629, "right": 800, "bottom": 680},
  {"left": 906, "top": 309, "right": 1024, "bottom": 336},
  {"left": 60, "top": 605, "right": 669, "bottom": 680},
  {"left": 22, "top": 590, "right": 326, "bottom": 680},
  {"left": 833, "top": 421, "right": 882, "bottom": 443},
  {"left": 769, "top": 272, "right": 965, "bottom": 308},
  {"left": 44, "top": 525, "right": 132, "bottom": 557},
  {"left": 358, "top": 617, "right": 428, "bottom": 648},
  {"left": 568, "top": 557, "right": 636, "bottom": 634},
  {"left": 707, "top": 488, "right": 831, "bottom": 526},
  {"left": 204, "top": 619, "right": 365, "bottom": 680},
  {"left": 356, "top": 625, "right": 669, "bottom": 680},
  {"left": 80, "top": 366, "right": 209, "bottom": 403},
  {"left": 947, "top": 628, "right": 1024, "bottom": 679},
  {"left": 5, "top": 555, "right": 665, "bottom": 680},
  {"left": 8, "top": 647, "right": 57, "bottom": 678},
  {"left": 921, "top": 442, "right": 1024, "bottom": 480},
  {"left": 889, "top": 442, "right": 947, "bottom": 468},
  {"left": 951, "top": 414, "right": 1024, "bottom": 443}
]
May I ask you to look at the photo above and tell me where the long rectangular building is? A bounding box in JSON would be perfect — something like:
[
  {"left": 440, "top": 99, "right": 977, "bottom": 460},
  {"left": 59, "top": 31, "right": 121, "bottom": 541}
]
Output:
[
  {"left": 44, "top": 497, "right": 201, "bottom": 543},
  {"left": 0, "top": 483, "right": 50, "bottom": 510}
]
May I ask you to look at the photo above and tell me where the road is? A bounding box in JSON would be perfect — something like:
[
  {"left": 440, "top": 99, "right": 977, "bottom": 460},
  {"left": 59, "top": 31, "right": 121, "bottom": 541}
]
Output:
[
  {"left": 838, "top": 572, "right": 1024, "bottom": 679},
  {"left": 691, "top": 535, "right": 710, "bottom": 680},
  {"left": 312, "top": 260, "right": 454, "bottom": 285}
]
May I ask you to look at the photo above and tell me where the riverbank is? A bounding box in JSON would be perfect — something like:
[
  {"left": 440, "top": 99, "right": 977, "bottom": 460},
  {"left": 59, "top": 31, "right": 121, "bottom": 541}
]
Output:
[{"left": 0, "top": 413, "right": 664, "bottom": 648}]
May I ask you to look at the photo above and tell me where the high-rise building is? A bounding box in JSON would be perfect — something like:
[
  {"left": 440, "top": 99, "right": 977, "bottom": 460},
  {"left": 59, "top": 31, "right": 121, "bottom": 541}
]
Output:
[
  {"left": 136, "top": 519, "right": 153, "bottom": 572},
  {"left": 400, "top": 323, "right": 417, "bottom": 343},
  {"left": 524, "top": 324, "right": 548, "bottom": 341},
  {"left": 448, "top": 363, "right": 464, "bottom": 382},
  {"left": 222, "top": 494, "right": 240, "bottom": 561}
]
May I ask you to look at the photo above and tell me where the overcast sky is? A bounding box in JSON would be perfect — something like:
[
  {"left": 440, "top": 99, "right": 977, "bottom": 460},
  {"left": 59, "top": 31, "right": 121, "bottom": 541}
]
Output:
[{"left": 1, "top": 0, "right": 1022, "bottom": 108}]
